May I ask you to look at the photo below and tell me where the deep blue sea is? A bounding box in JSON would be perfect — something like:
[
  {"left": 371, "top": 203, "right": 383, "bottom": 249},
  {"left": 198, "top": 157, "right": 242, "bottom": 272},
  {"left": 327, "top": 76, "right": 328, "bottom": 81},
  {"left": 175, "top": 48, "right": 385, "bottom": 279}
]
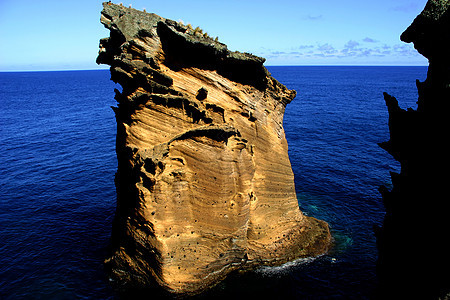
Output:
[{"left": 0, "top": 66, "right": 427, "bottom": 299}]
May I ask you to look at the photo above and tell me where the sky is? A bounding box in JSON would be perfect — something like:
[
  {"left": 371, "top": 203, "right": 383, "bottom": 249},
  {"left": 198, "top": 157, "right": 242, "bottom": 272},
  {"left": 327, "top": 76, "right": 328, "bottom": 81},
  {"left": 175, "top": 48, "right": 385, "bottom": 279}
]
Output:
[{"left": 0, "top": 0, "right": 428, "bottom": 71}]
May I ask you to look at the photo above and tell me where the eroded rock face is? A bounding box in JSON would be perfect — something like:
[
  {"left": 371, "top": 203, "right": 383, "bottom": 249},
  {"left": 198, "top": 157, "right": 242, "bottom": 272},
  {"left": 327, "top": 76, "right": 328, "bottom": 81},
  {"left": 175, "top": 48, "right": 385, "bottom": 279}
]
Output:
[
  {"left": 377, "top": 0, "right": 450, "bottom": 298},
  {"left": 97, "top": 2, "right": 330, "bottom": 295}
]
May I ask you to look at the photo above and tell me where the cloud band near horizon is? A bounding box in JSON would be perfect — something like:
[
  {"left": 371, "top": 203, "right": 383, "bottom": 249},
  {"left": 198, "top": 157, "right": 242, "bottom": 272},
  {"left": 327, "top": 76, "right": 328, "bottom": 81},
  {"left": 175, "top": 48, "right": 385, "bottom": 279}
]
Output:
[{"left": 255, "top": 37, "right": 427, "bottom": 66}]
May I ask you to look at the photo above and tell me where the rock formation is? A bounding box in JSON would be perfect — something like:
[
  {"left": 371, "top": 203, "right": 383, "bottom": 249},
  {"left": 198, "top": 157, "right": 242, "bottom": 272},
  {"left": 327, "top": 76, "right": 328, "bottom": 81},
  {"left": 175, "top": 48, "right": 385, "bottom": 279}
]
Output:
[
  {"left": 377, "top": 0, "right": 450, "bottom": 298},
  {"left": 97, "top": 2, "right": 331, "bottom": 295}
]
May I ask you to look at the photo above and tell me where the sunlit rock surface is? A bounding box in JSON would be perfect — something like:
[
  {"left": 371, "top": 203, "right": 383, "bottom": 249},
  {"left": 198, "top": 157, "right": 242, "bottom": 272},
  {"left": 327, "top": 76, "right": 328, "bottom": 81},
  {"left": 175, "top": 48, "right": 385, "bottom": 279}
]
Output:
[{"left": 97, "top": 2, "right": 330, "bottom": 295}]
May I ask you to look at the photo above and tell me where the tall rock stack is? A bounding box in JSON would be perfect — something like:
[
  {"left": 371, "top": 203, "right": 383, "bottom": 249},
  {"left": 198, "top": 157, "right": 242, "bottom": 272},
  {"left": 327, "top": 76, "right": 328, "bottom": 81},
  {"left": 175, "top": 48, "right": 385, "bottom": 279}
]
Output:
[
  {"left": 97, "top": 2, "right": 330, "bottom": 295},
  {"left": 377, "top": 1, "right": 450, "bottom": 298}
]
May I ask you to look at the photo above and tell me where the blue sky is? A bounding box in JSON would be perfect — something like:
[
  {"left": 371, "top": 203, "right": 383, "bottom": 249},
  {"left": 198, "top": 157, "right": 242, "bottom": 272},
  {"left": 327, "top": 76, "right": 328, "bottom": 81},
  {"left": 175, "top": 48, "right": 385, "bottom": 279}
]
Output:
[{"left": 0, "top": 0, "right": 427, "bottom": 71}]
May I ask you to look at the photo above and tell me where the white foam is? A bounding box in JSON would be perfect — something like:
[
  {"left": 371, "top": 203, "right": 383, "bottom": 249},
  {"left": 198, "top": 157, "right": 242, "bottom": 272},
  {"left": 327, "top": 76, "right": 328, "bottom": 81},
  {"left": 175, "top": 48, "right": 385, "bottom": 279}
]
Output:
[{"left": 255, "top": 256, "right": 318, "bottom": 277}]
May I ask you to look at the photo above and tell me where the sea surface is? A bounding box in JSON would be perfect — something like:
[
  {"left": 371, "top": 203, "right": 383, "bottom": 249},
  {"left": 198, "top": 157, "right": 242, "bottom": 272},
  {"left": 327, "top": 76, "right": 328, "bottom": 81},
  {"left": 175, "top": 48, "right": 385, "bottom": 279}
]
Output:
[{"left": 0, "top": 66, "right": 427, "bottom": 299}]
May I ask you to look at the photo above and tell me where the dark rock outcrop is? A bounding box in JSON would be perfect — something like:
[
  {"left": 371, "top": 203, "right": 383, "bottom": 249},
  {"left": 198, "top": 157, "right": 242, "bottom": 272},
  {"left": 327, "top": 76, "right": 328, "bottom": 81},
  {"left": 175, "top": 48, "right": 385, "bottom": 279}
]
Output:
[
  {"left": 97, "top": 2, "right": 331, "bottom": 296},
  {"left": 377, "top": 1, "right": 450, "bottom": 298}
]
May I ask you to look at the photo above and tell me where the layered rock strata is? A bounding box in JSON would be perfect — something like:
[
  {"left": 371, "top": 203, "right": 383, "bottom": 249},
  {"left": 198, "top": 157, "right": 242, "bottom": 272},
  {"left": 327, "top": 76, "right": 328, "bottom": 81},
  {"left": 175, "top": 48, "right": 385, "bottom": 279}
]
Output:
[
  {"left": 377, "top": 1, "right": 450, "bottom": 298},
  {"left": 97, "top": 2, "right": 331, "bottom": 295}
]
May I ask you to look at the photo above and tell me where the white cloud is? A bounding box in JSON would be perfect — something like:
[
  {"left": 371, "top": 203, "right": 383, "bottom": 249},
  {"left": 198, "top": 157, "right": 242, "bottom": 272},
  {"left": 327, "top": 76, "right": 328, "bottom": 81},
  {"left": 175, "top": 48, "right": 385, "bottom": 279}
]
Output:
[
  {"left": 363, "top": 37, "right": 378, "bottom": 43},
  {"left": 259, "top": 40, "right": 426, "bottom": 65},
  {"left": 302, "top": 14, "right": 323, "bottom": 21},
  {"left": 317, "top": 43, "right": 338, "bottom": 55}
]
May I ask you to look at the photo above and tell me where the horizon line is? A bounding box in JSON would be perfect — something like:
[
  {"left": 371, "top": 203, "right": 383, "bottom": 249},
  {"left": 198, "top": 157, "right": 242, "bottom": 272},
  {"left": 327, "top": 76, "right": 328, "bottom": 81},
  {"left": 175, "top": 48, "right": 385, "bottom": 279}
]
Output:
[{"left": 0, "top": 64, "right": 428, "bottom": 73}]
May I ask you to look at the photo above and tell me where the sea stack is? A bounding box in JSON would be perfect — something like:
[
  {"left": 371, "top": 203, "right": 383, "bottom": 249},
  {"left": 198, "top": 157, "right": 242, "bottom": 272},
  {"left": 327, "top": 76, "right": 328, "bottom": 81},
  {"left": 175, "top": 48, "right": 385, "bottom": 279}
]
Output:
[
  {"left": 97, "top": 2, "right": 330, "bottom": 295},
  {"left": 377, "top": 0, "right": 450, "bottom": 298}
]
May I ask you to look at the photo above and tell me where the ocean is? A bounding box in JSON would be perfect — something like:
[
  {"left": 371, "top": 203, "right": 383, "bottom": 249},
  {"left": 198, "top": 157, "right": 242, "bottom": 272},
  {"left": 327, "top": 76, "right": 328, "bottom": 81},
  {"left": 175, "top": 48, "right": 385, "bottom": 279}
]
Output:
[{"left": 0, "top": 66, "right": 427, "bottom": 299}]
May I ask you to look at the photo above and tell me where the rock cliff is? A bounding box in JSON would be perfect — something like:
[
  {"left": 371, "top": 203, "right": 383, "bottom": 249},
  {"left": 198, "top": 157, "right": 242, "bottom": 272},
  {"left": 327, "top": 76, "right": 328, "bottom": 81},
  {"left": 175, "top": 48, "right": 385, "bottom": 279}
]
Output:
[
  {"left": 97, "top": 2, "right": 331, "bottom": 295},
  {"left": 377, "top": 0, "right": 450, "bottom": 298}
]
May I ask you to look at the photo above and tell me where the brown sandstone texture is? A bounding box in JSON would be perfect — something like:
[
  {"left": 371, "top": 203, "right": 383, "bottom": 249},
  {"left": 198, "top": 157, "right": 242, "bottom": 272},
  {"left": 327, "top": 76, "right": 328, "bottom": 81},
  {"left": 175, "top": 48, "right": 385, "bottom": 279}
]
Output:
[
  {"left": 377, "top": 0, "right": 450, "bottom": 298},
  {"left": 97, "top": 2, "right": 331, "bottom": 295}
]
